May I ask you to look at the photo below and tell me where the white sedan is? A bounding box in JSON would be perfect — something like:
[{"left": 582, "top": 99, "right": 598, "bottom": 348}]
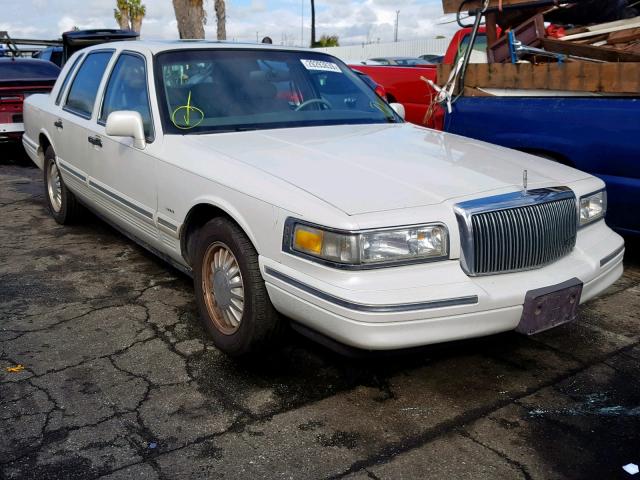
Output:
[{"left": 22, "top": 41, "right": 624, "bottom": 356}]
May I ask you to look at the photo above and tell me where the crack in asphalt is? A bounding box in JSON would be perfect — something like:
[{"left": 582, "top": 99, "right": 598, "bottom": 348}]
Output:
[
  {"left": 460, "top": 429, "right": 533, "bottom": 480},
  {"left": 325, "top": 338, "right": 640, "bottom": 479}
]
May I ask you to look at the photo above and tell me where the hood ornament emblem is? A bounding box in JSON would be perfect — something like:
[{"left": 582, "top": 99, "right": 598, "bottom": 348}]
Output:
[{"left": 523, "top": 169, "right": 528, "bottom": 194}]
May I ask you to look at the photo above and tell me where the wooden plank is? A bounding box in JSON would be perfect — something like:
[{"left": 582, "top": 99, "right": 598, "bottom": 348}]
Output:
[
  {"left": 560, "top": 18, "right": 640, "bottom": 41},
  {"left": 442, "top": 0, "right": 541, "bottom": 14},
  {"left": 485, "top": 12, "right": 499, "bottom": 48},
  {"left": 438, "top": 63, "right": 640, "bottom": 93},
  {"left": 541, "top": 38, "right": 640, "bottom": 62},
  {"left": 606, "top": 28, "right": 640, "bottom": 45}
]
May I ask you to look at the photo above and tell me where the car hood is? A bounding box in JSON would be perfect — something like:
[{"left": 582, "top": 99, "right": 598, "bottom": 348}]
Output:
[{"left": 188, "top": 123, "right": 590, "bottom": 215}]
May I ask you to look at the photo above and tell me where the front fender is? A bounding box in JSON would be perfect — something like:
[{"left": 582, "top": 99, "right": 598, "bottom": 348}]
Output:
[{"left": 183, "top": 193, "right": 279, "bottom": 255}]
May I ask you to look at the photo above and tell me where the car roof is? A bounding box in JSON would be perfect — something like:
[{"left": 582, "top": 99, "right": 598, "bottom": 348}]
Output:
[
  {"left": 0, "top": 57, "right": 60, "bottom": 70},
  {"left": 79, "top": 39, "right": 315, "bottom": 56},
  {"left": 0, "top": 57, "right": 58, "bottom": 65},
  {"left": 0, "top": 57, "right": 60, "bottom": 81}
]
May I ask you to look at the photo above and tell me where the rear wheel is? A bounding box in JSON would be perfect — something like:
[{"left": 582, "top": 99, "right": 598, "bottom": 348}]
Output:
[
  {"left": 43, "top": 146, "right": 81, "bottom": 224},
  {"left": 193, "top": 217, "right": 283, "bottom": 356}
]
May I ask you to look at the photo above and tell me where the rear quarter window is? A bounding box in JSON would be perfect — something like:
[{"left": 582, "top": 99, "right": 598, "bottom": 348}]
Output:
[{"left": 55, "top": 54, "right": 84, "bottom": 105}]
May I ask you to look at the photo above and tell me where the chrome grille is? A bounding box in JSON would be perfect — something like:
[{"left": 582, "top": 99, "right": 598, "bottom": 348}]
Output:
[{"left": 455, "top": 188, "right": 577, "bottom": 276}]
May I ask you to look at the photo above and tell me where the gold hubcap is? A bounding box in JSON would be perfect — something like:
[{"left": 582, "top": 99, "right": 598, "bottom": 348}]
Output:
[{"left": 202, "top": 242, "right": 244, "bottom": 335}]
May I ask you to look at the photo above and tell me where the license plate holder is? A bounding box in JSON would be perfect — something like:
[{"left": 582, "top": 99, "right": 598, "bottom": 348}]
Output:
[{"left": 516, "top": 278, "right": 583, "bottom": 335}]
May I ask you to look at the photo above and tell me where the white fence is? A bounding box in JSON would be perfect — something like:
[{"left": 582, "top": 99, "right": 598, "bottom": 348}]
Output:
[{"left": 315, "top": 38, "right": 451, "bottom": 63}]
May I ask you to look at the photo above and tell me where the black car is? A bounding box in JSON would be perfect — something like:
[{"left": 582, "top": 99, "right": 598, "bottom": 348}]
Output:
[{"left": 61, "top": 29, "right": 139, "bottom": 65}]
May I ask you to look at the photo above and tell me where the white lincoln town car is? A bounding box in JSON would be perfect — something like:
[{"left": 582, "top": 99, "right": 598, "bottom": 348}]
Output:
[{"left": 23, "top": 41, "right": 624, "bottom": 356}]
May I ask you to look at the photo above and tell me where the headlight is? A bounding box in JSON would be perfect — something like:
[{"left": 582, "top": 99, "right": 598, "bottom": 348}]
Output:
[
  {"left": 579, "top": 190, "right": 607, "bottom": 226},
  {"left": 285, "top": 219, "right": 448, "bottom": 268}
]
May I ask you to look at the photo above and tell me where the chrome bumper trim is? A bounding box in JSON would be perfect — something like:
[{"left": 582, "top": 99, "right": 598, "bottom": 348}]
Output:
[
  {"left": 600, "top": 245, "right": 624, "bottom": 267},
  {"left": 264, "top": 267, "right": 478, "bottom": 313}
]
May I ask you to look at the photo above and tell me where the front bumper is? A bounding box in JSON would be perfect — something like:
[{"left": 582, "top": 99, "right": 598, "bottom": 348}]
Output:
[{"left": 261, "top": 221, "right": 624, "bottom": 350}]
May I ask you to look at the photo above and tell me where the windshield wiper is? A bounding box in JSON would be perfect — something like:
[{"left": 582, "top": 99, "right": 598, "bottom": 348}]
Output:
[{"left": 194, "top": 126, "right": 259, "bottom": 134}]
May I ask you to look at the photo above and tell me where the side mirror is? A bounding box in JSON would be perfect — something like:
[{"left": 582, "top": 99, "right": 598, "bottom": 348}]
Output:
[
  {"left": 105, "top": 111, "right": 146, "bottom": 149},
  {"left": 390, "top": 102, "right": 405, "bottom": 120}
]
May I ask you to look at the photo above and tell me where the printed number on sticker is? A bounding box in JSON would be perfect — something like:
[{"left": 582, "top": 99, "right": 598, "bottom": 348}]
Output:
[{"left": 300, "top": 59, "right": 342, "bottom": 73}]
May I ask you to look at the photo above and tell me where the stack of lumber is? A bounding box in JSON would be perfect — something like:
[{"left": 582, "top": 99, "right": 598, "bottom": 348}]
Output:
[
  {"left": 540, "top": 17, "right": 640, "bottom": 63},
  {"left": 438, "top": 0, "right": 640, "bottom": 94},
  {"left": 559, "top": 18, "right": 640, "bottom": 56}
]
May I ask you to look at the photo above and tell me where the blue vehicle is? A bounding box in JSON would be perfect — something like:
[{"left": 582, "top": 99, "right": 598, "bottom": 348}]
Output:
[
  {"left": 444, "top": 96, "right": 639, "bottom": 236},
  {"left": 33, "top": 46, "right": 63, "bottom": 67}
]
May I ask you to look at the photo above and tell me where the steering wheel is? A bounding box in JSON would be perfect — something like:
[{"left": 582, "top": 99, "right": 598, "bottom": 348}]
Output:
[{"left": 295, "top": 98, "right": 332, "bottom": 111}]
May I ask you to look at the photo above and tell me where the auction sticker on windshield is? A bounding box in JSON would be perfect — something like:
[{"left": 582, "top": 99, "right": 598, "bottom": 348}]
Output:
[{"left": 300, "top": 59, "right": 342, "bottom": 73}]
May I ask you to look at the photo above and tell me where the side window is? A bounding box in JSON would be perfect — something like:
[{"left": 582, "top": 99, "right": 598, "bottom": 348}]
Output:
[
  {"left": 65, "top": 51, "right": 113, "bottom": 117},
  {"left": 100, "top": 53, "right": 152, "bottom": 139},
  {"left": 454, "top": 35, "right": 488, "bottom": 64},
  {"left": 55, "top": 54, "right": 84, "bottom": 105}
]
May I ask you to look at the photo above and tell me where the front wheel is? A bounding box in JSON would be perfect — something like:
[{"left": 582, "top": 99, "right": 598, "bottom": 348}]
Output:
[
  {"left": 43, "top": 146, "right": 81, "bottom": 224},
  {"left": 193, "top": 217, "right": 284, "bottom": 356}
]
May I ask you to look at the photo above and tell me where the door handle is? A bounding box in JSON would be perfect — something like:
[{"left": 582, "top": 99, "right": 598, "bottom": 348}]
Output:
[
  {"left": 88, "top": 136, "right": 102, "bottom": 148},
  {"left": 54, "top": 119, "right": 63, "bottom": 129}
]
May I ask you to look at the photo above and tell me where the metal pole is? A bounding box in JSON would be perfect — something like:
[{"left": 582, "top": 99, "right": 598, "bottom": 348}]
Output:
[
  {"left": 394, "top": 10, "right": 400, "bottom": 42},
  {"left": 301, "top": 0, "right": 304, "bottom": 47},
  {"left": 457, "top": 0, "right": 490, "bottom": 95}
]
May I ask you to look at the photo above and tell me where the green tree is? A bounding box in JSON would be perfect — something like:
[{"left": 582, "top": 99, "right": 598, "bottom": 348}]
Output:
[
  {"left": 114, "top": 0, "right": 146, "bottom": 33},
  {"left": 130, "top": 0, "right": 147, "bottom": 33},
  {"left": 114, "top": 0, "right": 131, "bottom": 30},
  {"left": 313, "top": 34, "right": 339, "bottom": 47}
]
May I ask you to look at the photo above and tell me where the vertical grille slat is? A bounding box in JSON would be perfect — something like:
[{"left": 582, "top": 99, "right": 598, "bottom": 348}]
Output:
[{"left": 464, "top": 196, "right": 577, "bottom": 275}]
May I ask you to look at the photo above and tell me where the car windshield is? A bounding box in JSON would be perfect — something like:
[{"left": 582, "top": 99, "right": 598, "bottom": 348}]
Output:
[{"left": 155, "top": 49, "right": 400, "bottom": 134}]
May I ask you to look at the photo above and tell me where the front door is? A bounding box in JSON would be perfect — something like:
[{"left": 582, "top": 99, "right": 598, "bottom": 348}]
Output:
[{"left": 88, "top": 51, "right": 159, "bottom": 246}]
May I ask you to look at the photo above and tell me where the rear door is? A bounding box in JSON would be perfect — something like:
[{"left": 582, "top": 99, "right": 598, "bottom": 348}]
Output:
[{"left": 55, "top": 50, "right": 114, "bottom": 198}]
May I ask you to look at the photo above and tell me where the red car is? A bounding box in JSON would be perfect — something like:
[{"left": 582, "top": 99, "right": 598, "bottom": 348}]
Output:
[
  {"left": 349, "top": 27, "right": 488, "bottom": 129},
  {"left": 0, "top": 58, "right": 60, "bottom": 145}
]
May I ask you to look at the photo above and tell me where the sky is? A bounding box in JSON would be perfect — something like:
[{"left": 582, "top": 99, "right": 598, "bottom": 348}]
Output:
[{"left": 0, "top": 0, "right": 460, "bottom": 46}]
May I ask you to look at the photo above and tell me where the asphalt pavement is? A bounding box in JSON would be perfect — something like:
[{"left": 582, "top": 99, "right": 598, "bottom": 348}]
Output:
[{"left": 1, "top": 149, "right": 639, "bottom": 479}]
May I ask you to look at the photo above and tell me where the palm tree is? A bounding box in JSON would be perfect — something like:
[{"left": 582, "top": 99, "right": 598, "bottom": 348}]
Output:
[
  {"left": 129, "top": 0, "right": 146, "bottom": 33},
  {"left": 172, "top": 0, "right": 205, "bottom": 39},
  {"left": 310, "top": 0, "right": 316, "bottom": 47},
  {"left": 114, "top": 0, "right": 131, "bottom": 30},
  {"left": 114, "top": 0, "right": 146, "bottom": 32},
  {"left": 214, "top": 0, "right": 226, "bottom": 40}
]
